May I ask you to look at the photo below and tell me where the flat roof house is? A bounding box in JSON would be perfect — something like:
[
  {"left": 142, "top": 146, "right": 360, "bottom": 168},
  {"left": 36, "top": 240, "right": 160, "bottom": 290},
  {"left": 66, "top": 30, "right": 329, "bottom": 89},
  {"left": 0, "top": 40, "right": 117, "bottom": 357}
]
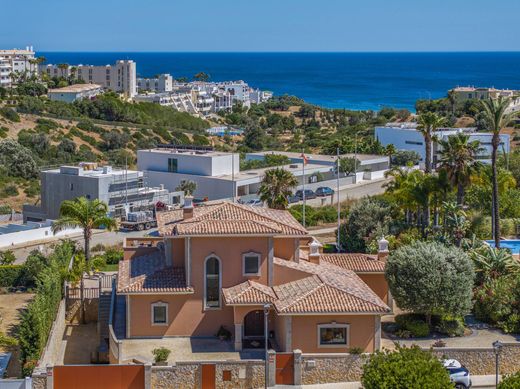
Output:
[
  {"left": 375, "top": 122, "right": 510, "bottom": 166},
  {"left": 110, "top": 200, "right": 391, "bottom": 364},
  {"left": 23, "top": 163, "right": 183, "bottom": 221},
  {"left": 48, "top": 83, "right": 103, "bottom": 103},
  {"left": 138, "top": 146, "right": 390, "bottom": 201}
]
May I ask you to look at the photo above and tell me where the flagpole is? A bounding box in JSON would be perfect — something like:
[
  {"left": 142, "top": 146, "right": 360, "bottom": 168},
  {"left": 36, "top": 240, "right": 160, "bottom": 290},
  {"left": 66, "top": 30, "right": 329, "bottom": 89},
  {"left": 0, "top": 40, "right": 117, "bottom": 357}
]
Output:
[
  {"left": 336, "top": 147, "right": 340, "bottom": 251},
  {"left": 302, "top": 148, "right": 306, "bottom": 228}
]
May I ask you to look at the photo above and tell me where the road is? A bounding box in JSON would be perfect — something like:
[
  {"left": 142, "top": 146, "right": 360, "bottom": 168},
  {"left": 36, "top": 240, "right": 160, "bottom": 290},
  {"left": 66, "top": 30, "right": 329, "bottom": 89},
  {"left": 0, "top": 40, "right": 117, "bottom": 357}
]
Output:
[
  {"left": 293, "top": 177, "right": 389, "bottom": 207},
  {"left": 12, "top": 228, "right": 158, "bottom": 263},
  {"left": 10, "top": 179, "right": 389, "bottom": 263}
]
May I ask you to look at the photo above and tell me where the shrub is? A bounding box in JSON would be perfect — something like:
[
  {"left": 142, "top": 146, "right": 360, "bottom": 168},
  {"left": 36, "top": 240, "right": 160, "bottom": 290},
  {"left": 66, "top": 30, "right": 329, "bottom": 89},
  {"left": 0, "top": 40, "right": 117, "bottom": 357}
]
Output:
[
  {"left": 361, "top": 345, "right": 452, "bottom": 389},
  {"left": 152, "top": 347, "right": 171, "bottom": 363},
  {"left": 216, "top": 325, "right": 232, "bottom": 340},
  {"left": 1, "top": 184, "right": 18, "bottom": 198},
  {"left": 104, "top": 246, "right": 123, "bottom": 265},
  {"left": 0, "top": 107, "right": 20, "bottom": 122},
  {"left": 386, "top": 241, "right": 474, "bottom": 323},
  {"left": 499, "top": 371, "right": 520, "bottom": 388},
  {"left": 432, "top": 339, "right": 446, "bottom": 348},
  {"left": 0, "top": 250, "right": 16, "bottom": 265},
  {"left": 0, "top": 139, "right": 39, "bottom": 178},
  {"left": 348, "top": 347, "right": 363, "bottom": 355},
  {"left": 0, "top": 265, "right": 27, "bottom": 287},
  {"left": 0, "top": 332, "right": 18, "bottom": 349},
  {"left": 90, "top": 256, "right": 106, "bottom": 272},
  {"left": 18, "top": 241, "right": 75, "bottom": 374},
  {"left": 338, "top": 197, "right": 393, "bottom": 253},
  {"left": 473, "top": 276, "right": 517, "bottom": 325},
  {"left": 435, "top": 317, "right": 465, "bottom": 337},
  {"left": 395, "top": 314, "right": 430, "bottom": 338}
]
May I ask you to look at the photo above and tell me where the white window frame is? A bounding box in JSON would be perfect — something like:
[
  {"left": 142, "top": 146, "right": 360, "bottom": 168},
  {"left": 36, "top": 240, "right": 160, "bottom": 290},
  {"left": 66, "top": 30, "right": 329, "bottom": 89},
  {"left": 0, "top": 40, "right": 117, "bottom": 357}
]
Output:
[
  {"left": 204, "top": 254, "right": 222, "bottom": 310},
  {"left": 317, "top": 323, "right": 350, "bottom": 348},
  {"left": 242, "top": 252, "right": 261, "bottom": 277},
  {"left": 151, "top": 301, "right": 168, "bottom": 326}
]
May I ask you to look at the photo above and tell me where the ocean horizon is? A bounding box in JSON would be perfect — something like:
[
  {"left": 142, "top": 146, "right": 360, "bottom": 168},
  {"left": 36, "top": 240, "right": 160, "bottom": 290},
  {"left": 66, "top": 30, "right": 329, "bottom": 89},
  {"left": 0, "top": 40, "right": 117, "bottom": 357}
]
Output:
[{"left": 39, "top": 52, "right": 520, "bottom": 111}]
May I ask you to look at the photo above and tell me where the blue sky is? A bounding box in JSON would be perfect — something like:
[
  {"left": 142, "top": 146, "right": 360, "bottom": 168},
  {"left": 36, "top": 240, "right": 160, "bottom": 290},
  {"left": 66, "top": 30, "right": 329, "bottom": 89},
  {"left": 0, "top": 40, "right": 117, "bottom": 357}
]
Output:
[{"left": 1, "top": 0, "right": 519, "bottom": 52}]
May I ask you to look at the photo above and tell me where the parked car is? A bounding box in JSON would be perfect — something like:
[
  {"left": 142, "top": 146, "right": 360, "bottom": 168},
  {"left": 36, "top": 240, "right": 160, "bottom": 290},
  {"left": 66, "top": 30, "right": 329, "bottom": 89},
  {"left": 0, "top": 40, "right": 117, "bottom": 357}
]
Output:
[
  {"left": 245, "top": 198, "right": 263, "bottom": 207},
  {"left": 287, "top": 194, "right": 300, "bottom": 204},
  {"left": 294, "top": 189, "right": 317, "bottom": 200},
  {"left": 315, "top": 187, "right": 335, "bottom": 197},
  {"left": 443, "top": 359, "right": 472, "bottom": 389}
]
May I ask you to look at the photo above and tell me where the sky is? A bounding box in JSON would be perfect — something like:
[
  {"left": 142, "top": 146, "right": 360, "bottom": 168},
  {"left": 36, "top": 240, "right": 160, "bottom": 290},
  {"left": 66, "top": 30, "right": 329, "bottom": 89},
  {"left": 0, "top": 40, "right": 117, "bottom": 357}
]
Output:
[{"left": 1, "top": 0, "right": 520, "bottom": 52}]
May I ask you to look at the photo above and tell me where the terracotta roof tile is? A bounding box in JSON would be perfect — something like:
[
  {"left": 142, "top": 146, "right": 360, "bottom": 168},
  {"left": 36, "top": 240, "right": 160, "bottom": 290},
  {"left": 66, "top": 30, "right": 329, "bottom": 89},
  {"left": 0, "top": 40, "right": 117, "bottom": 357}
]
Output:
[
  {"left": 117, "top": 252, "right": 193, "bottom": 294},
  {"left": 320, "top": 254, "right": 386, "bottom": 273},
  {"left": 157, "top": 201, "right": 307, "bottom": 237},
  {"left": 222, "top": 280, "right": 277, "bottom": 305}
]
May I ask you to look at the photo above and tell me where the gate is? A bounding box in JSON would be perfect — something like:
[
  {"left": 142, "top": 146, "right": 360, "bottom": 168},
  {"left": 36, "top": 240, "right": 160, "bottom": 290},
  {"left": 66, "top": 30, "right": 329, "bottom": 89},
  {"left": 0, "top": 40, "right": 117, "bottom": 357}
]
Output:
[
  {"left": 53, "top": 365, "right": 144, "bottom": 389},
  {"left": 201, "top": 364, "right": 216, "bottom": 389},
  {"left": 275, "top": 353, "right": 294, "bottom": 385}
]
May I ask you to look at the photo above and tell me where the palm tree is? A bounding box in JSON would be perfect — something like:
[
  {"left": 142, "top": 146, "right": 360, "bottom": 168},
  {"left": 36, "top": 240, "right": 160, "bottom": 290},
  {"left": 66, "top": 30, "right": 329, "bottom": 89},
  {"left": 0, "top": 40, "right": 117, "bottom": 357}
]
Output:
[
  {"left": 438, "top": 133, "right": 483, "bottom": 206},
  {"left": 470, "top": 245, "right": 520, "bottom": 284},
  {"left": 479, "top": 97, "right": 517, "bottom": 248},
  {"left": 52, "top": 197, "right": 117, "bottom": 262},
  {"left": 258, "top": 168, "right": 298, "bottom": 210},
  {"left": 57, "top": 63, "right": 69, "bottom": 78},
  {"left": 417, "top": 112, "right": 446, "bottom": 173}
]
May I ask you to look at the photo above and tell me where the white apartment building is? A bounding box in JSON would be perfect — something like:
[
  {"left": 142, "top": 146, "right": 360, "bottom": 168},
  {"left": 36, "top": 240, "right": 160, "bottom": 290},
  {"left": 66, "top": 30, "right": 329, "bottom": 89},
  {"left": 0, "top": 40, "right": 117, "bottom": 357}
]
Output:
[
  {"left": 137, "top": 74, "right": 173, "bottom": 93},
  {"left": 375, "top": 123, "right": 511, "bottom": 166},
  {"left": 39, "top": 60, "right": 137, "bottom": 97},
  {"left": 0, "top": 47, "right": 36, "bottom": 86},
  {"left": 0, "top": 59, "right": 11, "bottom": 88}
]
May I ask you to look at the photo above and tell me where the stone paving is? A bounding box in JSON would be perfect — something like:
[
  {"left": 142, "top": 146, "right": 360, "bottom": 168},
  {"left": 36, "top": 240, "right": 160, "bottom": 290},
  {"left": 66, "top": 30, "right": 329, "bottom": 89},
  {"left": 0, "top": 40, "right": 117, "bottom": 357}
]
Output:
[{"left": 122, "top": 337, "right": 264, "bottom": 363}]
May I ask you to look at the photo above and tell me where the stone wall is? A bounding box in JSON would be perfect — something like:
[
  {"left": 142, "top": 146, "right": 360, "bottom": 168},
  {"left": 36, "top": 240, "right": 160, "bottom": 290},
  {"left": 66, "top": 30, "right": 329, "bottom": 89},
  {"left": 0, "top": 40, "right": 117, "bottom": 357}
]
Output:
[
  {"left": 430, "top": 343, "right": 520, "bottom": 376},
  {"left": 150, "top": 360, "right": 265, "bottom": 389},
  {"left": 37, "top": 299, "right": 66, "bottom": 368},
  {"left": 299, "top": 353, "right": 367, "bottom": 385}
]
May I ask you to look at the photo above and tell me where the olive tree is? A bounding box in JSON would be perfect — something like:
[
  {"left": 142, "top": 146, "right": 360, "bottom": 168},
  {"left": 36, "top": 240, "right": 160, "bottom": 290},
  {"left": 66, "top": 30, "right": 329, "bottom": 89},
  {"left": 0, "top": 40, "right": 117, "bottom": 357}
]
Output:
[
  {"left": 385, "top": 241, "right": 474, "bottom": 324},
  {"left": 362, "top": 345, "right": 453, "bottom": 389},
  {"left": 0, "top": 139, "right": 39, "bottom": 178}
]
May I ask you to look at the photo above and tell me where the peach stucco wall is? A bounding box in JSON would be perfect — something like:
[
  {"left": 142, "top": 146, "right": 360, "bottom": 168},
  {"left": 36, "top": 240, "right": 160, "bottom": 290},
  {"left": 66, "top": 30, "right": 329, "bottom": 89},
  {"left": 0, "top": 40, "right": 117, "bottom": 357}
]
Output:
[
  {"left": 273, "top": 238, "right": 296, "bottom": 261},
  {"left": 171, "top": 237, "right": 185, "bottom": 268},
  {"left": 273, "top": 261, "right": 311, "bottom": 286},
  {"left": 128, "top": 236, "right": 272, "bottom": 337},
  {"left": 358, "top": 274, "right": 389, "bottom": 305},
  {"left": 290, "top": 315, "right": 376, "bottom": 353}
]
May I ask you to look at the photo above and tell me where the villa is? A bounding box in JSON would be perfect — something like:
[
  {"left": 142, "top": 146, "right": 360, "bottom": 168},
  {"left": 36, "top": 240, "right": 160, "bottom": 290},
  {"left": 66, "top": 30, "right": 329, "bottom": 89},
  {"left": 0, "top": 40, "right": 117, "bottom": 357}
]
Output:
[{"left": 111, "top": 198, "right": 391, "bottom": 364}]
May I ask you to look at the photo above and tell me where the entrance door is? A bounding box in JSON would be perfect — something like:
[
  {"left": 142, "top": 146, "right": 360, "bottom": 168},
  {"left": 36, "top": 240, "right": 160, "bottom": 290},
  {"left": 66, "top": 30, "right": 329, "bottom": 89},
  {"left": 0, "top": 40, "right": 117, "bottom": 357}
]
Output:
[
  {"left": 201, "top": 364, "right": 216, "bottom": 389},
  {"left": 243, "top": 310, "right": 264, "bottom": 337}
]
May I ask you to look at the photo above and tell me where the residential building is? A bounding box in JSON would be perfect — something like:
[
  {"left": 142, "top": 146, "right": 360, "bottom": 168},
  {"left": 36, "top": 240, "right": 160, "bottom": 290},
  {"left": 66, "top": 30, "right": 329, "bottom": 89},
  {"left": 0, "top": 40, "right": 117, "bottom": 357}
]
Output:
[
  {"left": 138, "top": 146, "right": 390, "bottom": 201},
  {"left": 375, "top": 122, "right": 511, "bottom": 166},
  {"left": 137, "top": 74, "right": 173, "bottom": 93},
  {"left": 0, "top": 47, "right": 36, "bottom": 85},
  {"left": 112, "top": 200, "right": 390, "bottom": 361},
  {"left": 48, "top": 83, "right": 103, "bottom": 103},
  {"left": 39, "top": 60, "right": 137, "bottom": 97},
  {"left": 22, "top": 163, "right": 184, "bottom": 222},
  {"left": 450, "top": 86, "right": 520, "bottom": 112},
  {"left": 0, "top": 59, "right": 11, "bottom": 88},
  {"left": 250, "top": 89, "right": 273, "bottom": 104}
]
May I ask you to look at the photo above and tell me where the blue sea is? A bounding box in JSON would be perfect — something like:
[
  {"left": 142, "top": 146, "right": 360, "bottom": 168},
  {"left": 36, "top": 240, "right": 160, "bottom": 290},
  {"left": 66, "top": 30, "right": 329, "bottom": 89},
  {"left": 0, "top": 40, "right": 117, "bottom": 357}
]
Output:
[{"left": 39, "top": 52, "right": 520, "bottom": 111}]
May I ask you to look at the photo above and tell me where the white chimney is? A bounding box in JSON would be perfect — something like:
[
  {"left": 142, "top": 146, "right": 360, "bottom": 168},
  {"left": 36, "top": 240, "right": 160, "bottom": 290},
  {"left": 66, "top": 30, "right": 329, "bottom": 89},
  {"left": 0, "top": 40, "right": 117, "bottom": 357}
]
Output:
[
  {"left": 378, "top": 236, "right": 389, "bottom": 262},
  {"left": 183, "top": 196, "right": 194, "bottom": 220},
  {"left": 308, "top": 239, "right": 322, "bottom": 264}
]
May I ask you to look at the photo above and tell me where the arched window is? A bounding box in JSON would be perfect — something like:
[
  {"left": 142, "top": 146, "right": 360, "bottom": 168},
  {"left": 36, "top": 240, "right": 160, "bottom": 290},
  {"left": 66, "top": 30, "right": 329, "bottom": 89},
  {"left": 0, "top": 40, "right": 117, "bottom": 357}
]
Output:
[{"left": 205, "top": 255, "right": 221, "bottom": 309}]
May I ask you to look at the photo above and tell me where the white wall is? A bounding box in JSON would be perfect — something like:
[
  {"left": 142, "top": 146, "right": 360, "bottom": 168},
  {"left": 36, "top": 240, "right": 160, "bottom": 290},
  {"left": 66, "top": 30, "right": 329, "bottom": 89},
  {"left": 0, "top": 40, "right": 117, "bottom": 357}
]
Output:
[{"left": 0, "top": 224, "right": 82, "bottom": 249}]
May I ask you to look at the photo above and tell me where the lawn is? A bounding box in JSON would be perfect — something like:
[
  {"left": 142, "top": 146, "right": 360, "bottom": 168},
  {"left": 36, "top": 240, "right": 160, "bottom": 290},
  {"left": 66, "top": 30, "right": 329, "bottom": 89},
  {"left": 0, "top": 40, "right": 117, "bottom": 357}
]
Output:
[{"left": 99, "top": 263, "right": 119, "bottom": 272}]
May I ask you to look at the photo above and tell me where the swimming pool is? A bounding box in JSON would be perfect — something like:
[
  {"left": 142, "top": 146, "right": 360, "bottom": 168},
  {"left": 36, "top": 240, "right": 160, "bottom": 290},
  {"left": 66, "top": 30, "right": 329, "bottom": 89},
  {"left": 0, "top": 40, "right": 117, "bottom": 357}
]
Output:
[{"left": 486, "top": 240, "right": 520, "bottom": 254}]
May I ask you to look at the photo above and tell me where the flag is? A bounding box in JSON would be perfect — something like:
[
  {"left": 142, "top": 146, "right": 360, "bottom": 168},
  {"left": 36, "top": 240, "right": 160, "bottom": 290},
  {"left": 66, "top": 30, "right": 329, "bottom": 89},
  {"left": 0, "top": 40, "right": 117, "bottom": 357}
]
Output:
[{"left": 300, "top": 153, "right": 309, "bottom": 165}]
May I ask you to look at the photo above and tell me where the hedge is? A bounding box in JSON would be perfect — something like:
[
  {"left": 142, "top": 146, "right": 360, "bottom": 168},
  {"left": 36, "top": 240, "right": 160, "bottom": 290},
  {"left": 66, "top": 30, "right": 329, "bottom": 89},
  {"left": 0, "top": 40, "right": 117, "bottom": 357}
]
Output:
[
  {"left": 18, "top": 241, "right": 75, "bottom": 375},
  {"left": 0, "top": 265, "right": 27, "bottom": 287}
]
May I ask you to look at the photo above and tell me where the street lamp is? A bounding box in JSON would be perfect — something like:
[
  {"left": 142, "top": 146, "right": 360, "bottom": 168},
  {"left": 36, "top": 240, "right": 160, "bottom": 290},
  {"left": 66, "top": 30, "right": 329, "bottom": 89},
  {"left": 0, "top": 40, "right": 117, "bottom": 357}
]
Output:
[
  {"left": 263, "top": 304, "right": 270, "bottom": 389},
  {"left": 493, "top": 340, "right": 503, "bottom": 387}
]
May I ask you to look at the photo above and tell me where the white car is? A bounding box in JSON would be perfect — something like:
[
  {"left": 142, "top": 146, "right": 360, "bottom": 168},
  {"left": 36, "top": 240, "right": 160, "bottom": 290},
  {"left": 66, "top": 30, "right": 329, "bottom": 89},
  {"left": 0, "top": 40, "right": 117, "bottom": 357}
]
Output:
[
  {"left": 443, "top": 359, "right": 472, "bottom": 389},
  {"left": 245, "top": 198, "right": 263, "bottom": 207}
]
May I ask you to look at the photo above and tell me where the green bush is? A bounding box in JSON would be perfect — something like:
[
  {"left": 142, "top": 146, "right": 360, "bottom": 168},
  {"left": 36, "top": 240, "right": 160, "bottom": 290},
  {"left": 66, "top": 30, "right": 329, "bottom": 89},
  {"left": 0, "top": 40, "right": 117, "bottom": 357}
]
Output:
[
  {"left": 499, "top": 371, "right": 520, "bottom": 388},
  {"left": 473, "top": 276, "right": 518, "bottom": 325},
  {"left": 435, "top": 317, "right": 465, "bottom": 337},
  {"left": 152, "top": 347, "right": 171, "bottom": 363},
  {"left": 18, "top": 241, "right": 75, "bottom": 374},
  {"left": 0, "top": 265, "right": 27, "bottom": 287},
  {"left": 0, "top": 250, "right": 16, "bottom": 265},
  {"left": 104, "top": 246, "right": 123, "bottom": 265},
  {"left": 361, "top": 345, "right": 453, "bottom": 389},
  {"left": 1, "top": 184, "right": 18, "bottom": 198},
  {"left": 0, "top": 107, "right": 20, "bottom": 122},
  {"left": 395, "top": 314, "right": 430, "bottom": 338}
]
